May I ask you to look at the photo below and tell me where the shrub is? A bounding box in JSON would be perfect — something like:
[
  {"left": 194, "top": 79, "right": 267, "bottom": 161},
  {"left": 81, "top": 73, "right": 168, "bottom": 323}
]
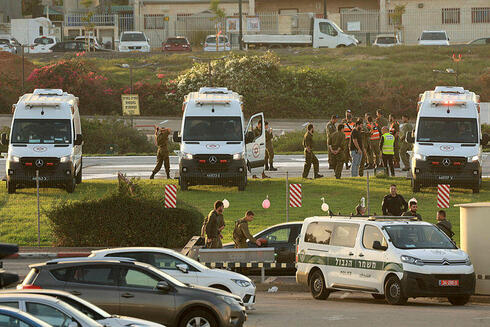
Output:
[
  {"left": 273, "top": 130, "right": 327, "bottom": 153},
  {"left": 46, "top": 188, "right": 203, "bottom": 247}
]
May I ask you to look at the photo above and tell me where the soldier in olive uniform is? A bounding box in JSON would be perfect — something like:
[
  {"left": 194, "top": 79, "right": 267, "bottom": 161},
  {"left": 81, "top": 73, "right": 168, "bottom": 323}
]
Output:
[
  {"left": 233, "top": 211, "right": 261, "bottom": 248},
  {"left": 328, "top": 124, "right": 345, "bottom": 179},
  {"left": 326, "top": 115, "right": 338, "bottom": 169},
  {"left": 150, "top": 126, "right": 171, "bottom": 179},
  {"left": 202, "top": 200, "right": 225, "bottom": 249},
  {"left": 376, "top": 109, "right": 389, "bottom": 130},
  {"left": 264, "top": 121, "right": 277, "bottom": 171},
  {"left": 399, "top": 114, "right": 413, "bottom": 171},
  {"left": 302, "top": 124, "right": 323, "bottom": 179}
]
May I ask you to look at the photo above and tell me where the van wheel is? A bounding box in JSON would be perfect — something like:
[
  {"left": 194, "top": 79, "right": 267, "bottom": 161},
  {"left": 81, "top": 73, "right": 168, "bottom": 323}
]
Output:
[
  {"left": 7, "top": 180, "right": 16, "bottom": 194},
  {"left": 448, "top": 295, "right": 470, "bottom": 306},
  {"left": 310, "top": 270, "right": 330, "bottom": 300},
  {"left": 411, "top": 179, "right": 420, "bottom": 193},
  {"left": 75, "top": 164, "right": 82, "bottom": 184},
  {"left": 66, "top": 177, "right": 76, "bottom": 193},
  {"left": 372, "top": 294, "right": 385, "bottom": 300},
  {"left": 180, "top": 177, "right": 188, "bottom": 191},
  {"left": 384, "top": 276, "right": 407, "bottom": 305},
  {"left": 179, "top": 309, "right": 217, "bottom": 327}
]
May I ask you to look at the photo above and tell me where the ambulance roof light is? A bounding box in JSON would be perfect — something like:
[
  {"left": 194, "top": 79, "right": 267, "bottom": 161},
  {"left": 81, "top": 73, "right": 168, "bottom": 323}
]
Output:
[
  {"left": 33, "top": 89, "right": 64, "bottom": 96},
  {"left": 198, "top": 87, "right": 231, "bottom": 94},
  {"left": 434, "top": 86, "right": 465, "bottom": 94}
]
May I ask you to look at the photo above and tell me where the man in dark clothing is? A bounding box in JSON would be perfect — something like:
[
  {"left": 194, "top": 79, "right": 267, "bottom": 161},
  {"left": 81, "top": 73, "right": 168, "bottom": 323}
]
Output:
[
  {"left": 150, "top": 127, "right": 171, "bottom": 179},
  {"left": 302, "top": 124, "right": 323, "bottom": 179},
  {"left": 328, "top": 124, "right": 345, "bottom": 179},
  {"left": 326, "top": 115, "right": 338, "bottom": 169},
  {"left": 350, "top": 119, "right": 366, "bottom": 177},
  {"left": 436, "top": 210, "right": 454, "bottom": 239},
  {"left": 203, "top": 200, "right": 225, "bottom": 248},
  {"left": 382, "top": 184, "right": 408, "bottom": 216},
  {"left": 233, "top": 211, "right": 262, "bottom": 248},
  {"left": 402, "top": 198, "right": 422, "bottom": 220}
]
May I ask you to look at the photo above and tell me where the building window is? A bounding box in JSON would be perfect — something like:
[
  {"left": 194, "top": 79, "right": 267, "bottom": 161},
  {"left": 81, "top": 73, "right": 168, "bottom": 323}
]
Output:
[
  {"left": 472, "top": 8, "right": 490, "bottom": 23},
  {"left": 388, "top": 9, "right": 402, "bottom": 26},
  {"left": 442, "top": 8, "right": 460, "bottom": 24},
  {"left": 144, "top": 14, "right": 166, "bottom": 29}
]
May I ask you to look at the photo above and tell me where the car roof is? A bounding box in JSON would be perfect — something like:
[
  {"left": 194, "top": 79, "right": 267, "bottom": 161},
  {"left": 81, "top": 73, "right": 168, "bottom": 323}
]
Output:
[
  {"left": 30, "top": 257, "right": 137, "bottom": 268},
  {"left": 302, "top": 216, "right": 431, "bottom": 226},
  {"left": 0, "top": 293, "right": 65, "bottom": 303},
  {"left": 91, "top": 247, "right": 178, "bottom": 255}
]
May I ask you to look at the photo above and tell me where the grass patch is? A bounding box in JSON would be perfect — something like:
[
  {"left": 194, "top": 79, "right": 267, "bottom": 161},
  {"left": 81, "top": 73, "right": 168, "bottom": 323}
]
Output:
[{"left": 1, "top": 178, "right": 489, "bottom": 246}]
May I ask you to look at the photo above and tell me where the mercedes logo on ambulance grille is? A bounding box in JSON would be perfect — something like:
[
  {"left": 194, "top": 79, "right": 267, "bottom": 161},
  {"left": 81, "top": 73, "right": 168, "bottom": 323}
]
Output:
[
  {"left": 35, "top": 159, "right": 44, "bottom": 167},
  {"left": 208, "top": 156, "right": 217, "bottom": 164},
  {"left": 442, "top": 158, "right": 451, "bottom": 167}
]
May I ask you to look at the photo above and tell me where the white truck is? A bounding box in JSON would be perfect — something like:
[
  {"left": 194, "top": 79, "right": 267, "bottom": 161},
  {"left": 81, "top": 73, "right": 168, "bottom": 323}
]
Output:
[
  {"left": 407, "top": 86, "right": 489, "bottom": 193},
  {"left": 11, "top": 17, "right": 56, "bottom": 53},
  {"left": 173, "top": 87, "right": 266, "bottom": 191},
  {"left": 243, "top": 18, "right": 358, "bottom": 49},
  {"left": 1, "top": 89, "right": 83, "bottom": 194}
]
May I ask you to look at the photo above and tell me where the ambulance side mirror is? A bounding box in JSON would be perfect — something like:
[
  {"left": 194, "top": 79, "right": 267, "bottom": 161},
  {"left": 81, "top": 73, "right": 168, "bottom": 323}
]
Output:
[
  {"left": 173, "top": 131, "right": 181, "bottom": 143},
  {"left": 481, "top": 133, "right": 489, "bottom": 146},
  {"left": 1, "top": 133, "right": 8, "bottom": 145},
  {"left": 245, "top": 131, "right": 254, "bottom": 144},
  {"left": 406, "top": 131, "right": 414, "bottom": 144}
]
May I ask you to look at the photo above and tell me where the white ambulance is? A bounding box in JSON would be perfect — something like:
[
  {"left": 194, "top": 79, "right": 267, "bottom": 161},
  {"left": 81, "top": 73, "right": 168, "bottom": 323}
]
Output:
[
  {"left": 1, "top": 89, "right": 83, "bottom": 194},
  {"left": 296, "top": 216, "right": 475, "bottom": 305},
  {"left": 407, "top": 86, "right": 488, "bottom": 193},
  {"left": 173, "top": 87, "right": 265, "bottom": 191}
]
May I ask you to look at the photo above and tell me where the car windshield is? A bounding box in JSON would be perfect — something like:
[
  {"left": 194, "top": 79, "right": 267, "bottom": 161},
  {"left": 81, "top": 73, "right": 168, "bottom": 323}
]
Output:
[
  {"left": 421, "top": 32, "right": 447, "bottom": 40},
  {"left": 34, "top": 37, "right": 54, "bottom": 45},
  {"left": 206, "top": 36, "right": 228, "bottom": 44},
  {"left": 0, "top": 39, "right": 10, "bottom": 44},
  {"left": 384, "top": 224, "right": 456, "bottom": 249},
  {"left": 121, "top": 33, "right": 146, "bottom": 41},
  {"left": 167, "top": 38, "right": 187, "bottom": 45},
  {"left": 11, "top": 119, "right": 72, "bottom": 144},
  {"left": 183, "top": 116, "right": 242, "bottom": 141},
  {"left": 377, "top": 36, "right": 396, "bottom": 44},
  {"left": 416, "top": 117, "right": 478, "bottom": 143}
]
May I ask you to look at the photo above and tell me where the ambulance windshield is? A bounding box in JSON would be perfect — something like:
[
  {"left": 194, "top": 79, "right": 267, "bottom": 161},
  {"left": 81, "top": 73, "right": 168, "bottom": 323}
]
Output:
[
  {"left": 183, "top": 116, "right": 242, "bottom": 141},
  {"left": 417, "top": 117, "right": 478, "bottom": 143},
  {"left": 384, "top": 225, "right": 456, "bottom": 249},
  {"left": 11, "top": 119, "right": 72, "bottom": 144}
]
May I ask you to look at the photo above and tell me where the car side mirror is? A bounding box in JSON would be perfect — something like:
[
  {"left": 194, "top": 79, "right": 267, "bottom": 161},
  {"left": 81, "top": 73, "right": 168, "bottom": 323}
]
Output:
[
  {"left": 245, "top": 131, "right": 254, "bottom": 144},
  {"left": 372, "top": 241, "right": 387, "bottom": 251},
  {"left": 481, "top": 133, "right": 489, "bottom": 146},
  {"left": 176, "top": 264, "right": 189, "bottom": 273},
  {"left": 74, "top": 134, "right": 83, "bottom": 145},
  {"left": 173, "top": 131, "right": 181, "bottom": 143},
  {"left": 156, "top": 280, "right": 171, "bottom": 292},
  {"left": 1, "top": 133, "right": 8, "bottom": 145}
]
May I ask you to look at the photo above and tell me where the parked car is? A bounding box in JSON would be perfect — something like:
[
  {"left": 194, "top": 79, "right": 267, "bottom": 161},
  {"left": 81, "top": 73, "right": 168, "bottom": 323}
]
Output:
[
  {"left": 89, "top": 247, "right": 256, "bottom": 309},
  {"left": 373, "top": 34, "right": 401, "bottom": 47},
  {"left": 0, "top": 306, "right": 52, "bottom": 327},
  {"left": 0, "top": 34, "right": 20, "bottom": 53},
  {"left": 162, "top": 37, "right": 191, "bottom": 52},
  {"left": 74, "top": 35, "right": 103, "bottom": 50},
  {"left": 118, "top": 31, "right": 150, "bottom": 52},
  {"left": 4, "top": 289, "right": 164, "bottom": 327},
  {"left": 19, "top": 258, "right": 247, "bottom": 327},
  {"left": 0, "top": 293, "right": 103, "bottom": 326},
  {"left": 30, "top": 36, "right": 57, "bottom": 53},
  {"left": 224, "top": 222, "right": 303, "bottom": 275},
  {"left": 50, "top": 40, "right": 91, "bottom": 52},
  {"left": 0, "top": 38, "right": 16, "bottom": 54},
  {"left": 418, "top": 30, "right": 450, "bottom": 46},
  {"left": 203, "top": 35, "right": 231, "bottom": 51},
  {"left": 467, "top": 37, "right": 490, "bottom": 45}
]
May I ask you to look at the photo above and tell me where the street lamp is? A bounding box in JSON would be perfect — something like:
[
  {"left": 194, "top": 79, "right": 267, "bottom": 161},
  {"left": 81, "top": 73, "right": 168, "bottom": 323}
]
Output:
[{"left": 115, "top": 63, "right": 152, "bottom": 93}]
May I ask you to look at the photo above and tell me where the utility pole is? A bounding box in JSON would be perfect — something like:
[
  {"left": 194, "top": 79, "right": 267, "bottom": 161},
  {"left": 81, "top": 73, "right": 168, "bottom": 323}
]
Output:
[
  {"left": 323, "top": 0, "right": 327, "bottom": 18},
  {"left": 238, "top": 0, "right": 243, "bottom": 50}
]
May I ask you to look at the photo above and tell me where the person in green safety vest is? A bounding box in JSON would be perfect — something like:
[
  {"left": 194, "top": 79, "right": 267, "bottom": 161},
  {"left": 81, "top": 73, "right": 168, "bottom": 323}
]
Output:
[{"left": 379, "top": 126, "right": 395, "bottom": 176}]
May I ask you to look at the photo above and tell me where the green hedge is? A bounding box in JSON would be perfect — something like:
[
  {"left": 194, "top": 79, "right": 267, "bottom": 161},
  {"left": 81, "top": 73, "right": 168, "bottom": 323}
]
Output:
[
  {"left": 273, "top": 130, "right": 327, "bottom": 153},
  {"left": 46, "top": 189, "right": 203, "bottom": 247}
]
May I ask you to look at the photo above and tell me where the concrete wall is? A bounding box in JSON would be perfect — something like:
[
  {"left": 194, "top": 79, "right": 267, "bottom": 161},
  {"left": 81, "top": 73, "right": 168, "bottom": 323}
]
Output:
[{"left": 255, "top": 0, "right": 379, "bottom": 14}]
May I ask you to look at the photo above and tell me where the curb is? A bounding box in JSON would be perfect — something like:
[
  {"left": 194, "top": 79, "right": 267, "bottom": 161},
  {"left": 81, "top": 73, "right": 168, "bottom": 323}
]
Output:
[{"left": 6, "top": 252, "right": 90, "bottom": 260}]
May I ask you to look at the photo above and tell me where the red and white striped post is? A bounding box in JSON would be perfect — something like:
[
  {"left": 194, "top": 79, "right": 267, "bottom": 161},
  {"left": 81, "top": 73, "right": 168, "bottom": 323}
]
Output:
[
  {"left": 164, "top": 184, "right": 178, "bottom": 208},
  {"left": 289, "top": 183, "right": 302, "bottom": 208},
  {"left": 437, "top": 184, "right": 450, "bottom": 208}
]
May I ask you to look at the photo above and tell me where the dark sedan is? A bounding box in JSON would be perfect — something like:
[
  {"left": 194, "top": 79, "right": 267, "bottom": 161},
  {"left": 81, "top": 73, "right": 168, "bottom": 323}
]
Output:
[{"left": 162, "top": 37, "right": 192, "bottom": 52}]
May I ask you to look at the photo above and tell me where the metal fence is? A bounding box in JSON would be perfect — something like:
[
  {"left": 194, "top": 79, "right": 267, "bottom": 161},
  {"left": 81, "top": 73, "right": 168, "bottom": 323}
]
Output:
[{"left": 0, "top": 23, "right": 10, "bottom": 34}]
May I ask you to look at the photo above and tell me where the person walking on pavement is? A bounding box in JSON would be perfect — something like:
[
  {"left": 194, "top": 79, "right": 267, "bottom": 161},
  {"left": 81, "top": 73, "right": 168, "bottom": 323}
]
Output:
[
  {"left": 326, "top": 115, "right": 338, "bottom": 169},
  {"left": 302, "top": 124, "right": 323, "bottom": 179},
  {"left": 233, "top": 210, "right": 262, "bottom": 248},
  {"left": 150, "top": 126, "right": 172, "bottom": 179},
  {"left": 435, "top": 210, "right": 454, "bottom": 239},
  {"left": 399, "top": 114, "right": 413, "bottom": 171},
  {"left": 203, "top": 200, "right": 226, "bottom": 248},
  {"left": 328, "top": 124, "right": 345, "bottom": 179},
  {"left": 382, "top": 184, "right": 408, "bottom": 216},
  {"left": 380, "top": 126, "right": 396, "bottom": 177},
  {"left": 343, "top": 110, "right": 355, "bottom": 169},
  {"left": 389, "top": 114, "right": 401, "bottom": 168},
  {"left": 402, "top": 198, "right": 422, "bottom": 220},
  {"left": 350, "top": 119, "right": 367, "bottom": 177},
  {"left": 367, "top": 115, "right": 381, "bottom": 169},
  {"left": 252, "top": 120, "right": 270, "bottom": 179},
  {"left": 264, "top": 121, "right": 277, "bottom": 171},
  {"left": 376, "top": 109, "right": 389, "bottom": 130}
]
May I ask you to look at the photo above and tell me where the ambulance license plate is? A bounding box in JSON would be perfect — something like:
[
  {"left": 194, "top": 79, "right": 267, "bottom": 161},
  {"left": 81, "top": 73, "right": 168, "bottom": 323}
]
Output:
[
  {"left": 439, "top": 280, "right": 459, "bottom": 287},
  {"left": 438, "top": 176, "right": 451, "bottom": 180},
  {"left": 207, "top": 173, "right": 219, "bottom": 178}
]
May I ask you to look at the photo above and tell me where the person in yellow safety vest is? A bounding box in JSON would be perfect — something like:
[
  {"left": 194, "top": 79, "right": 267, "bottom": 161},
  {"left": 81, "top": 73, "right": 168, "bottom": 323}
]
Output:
[
  {"left": 342, "top": 110, "right": 355, "bottom": 169},
  {"left": 379, "top": 126, "right": 395, "bottom": 176},
  {"left": 389, "top": 114, "right": 401, "bottom": 169},
  {"left": 367, "top": 115, "right": 381, "bottom": 168}
]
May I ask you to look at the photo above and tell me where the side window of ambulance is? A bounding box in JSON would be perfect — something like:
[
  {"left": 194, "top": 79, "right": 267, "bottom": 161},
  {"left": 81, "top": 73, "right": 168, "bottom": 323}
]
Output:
[
  {"left": 330, "top": 223, "right": 359, "bottom": 248},
  {"left": 248, "top": 115, "right": 263, "bottom": 142},
  {"left": 304, "top": 222, "right": 334, "bottom": 244},
  {"left": 362, "top": 225, "right": 388, "bottom": 250}
]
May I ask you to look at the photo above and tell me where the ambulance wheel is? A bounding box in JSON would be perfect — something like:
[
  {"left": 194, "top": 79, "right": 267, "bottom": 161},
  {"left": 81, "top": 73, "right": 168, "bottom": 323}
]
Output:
[
  {"left": 75, "top": 164, "right": 82, "bottom": 184},
  {"left": 7, "top": 180, "right": 16, "bottom": 194},
  {"left": 372, "top": 294, "right": 385, "bottom": 300},
  {"left": 66, "top": 177, "right": 76, "bottom": 193},
  {"left": 310, "top": 270, "right": 330, "bottom": 300},
  {"left": 447, "top": 295, "right": 470, "bottom": 306},
  {"left": 411, "top": 179, "right": 420, "bottom": 193},
  {"left": 384, "top": 276, "right": 407, "bottom": 305},
  {"left": 180, "top": 177, "right": 188, "bottom": 191}
]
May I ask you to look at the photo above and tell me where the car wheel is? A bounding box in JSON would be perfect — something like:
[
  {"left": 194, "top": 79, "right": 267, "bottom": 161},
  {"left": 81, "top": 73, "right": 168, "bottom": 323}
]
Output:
[
  {"left": 384, "top": 276, "right": 407, "bottom": 305},
  {"left": 179, "top": 309, "right": 217, "bottom": 327},
  {"left": 66, "top": 177, "right": 76, "bottom": 193},
  {"left": 7, "top": 180, "right": 16, "bottom": 194},
  {"left": 309, "top": 270, "right": 330, "bottom": 300},
  {"left": 448, "top": 295, "right": 470, "bottom": 306},
  {"left": 372, "top": 293, "right": 385, "bottom": 300}
]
